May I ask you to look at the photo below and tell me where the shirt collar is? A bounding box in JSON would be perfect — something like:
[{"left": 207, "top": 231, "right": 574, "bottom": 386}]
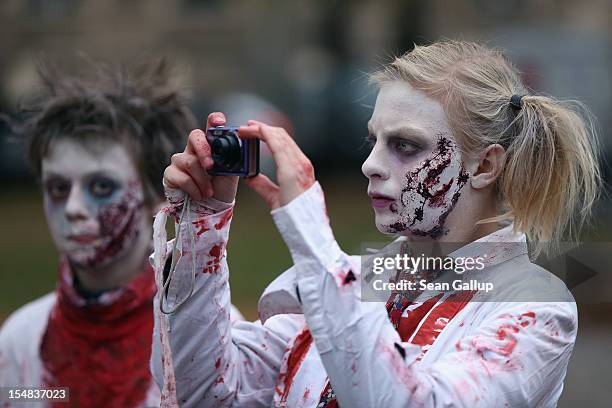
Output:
[{"left": 258, "top": 224, "right": 527, "bottom": 323}]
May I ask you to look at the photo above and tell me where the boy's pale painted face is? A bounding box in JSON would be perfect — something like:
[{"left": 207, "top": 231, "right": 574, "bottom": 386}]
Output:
[
  {"left": 362, "top": 81, "right": 470, "bottom": 239},
  {"left": 41, "top": 138, "right": 147, "bottom": 269}
]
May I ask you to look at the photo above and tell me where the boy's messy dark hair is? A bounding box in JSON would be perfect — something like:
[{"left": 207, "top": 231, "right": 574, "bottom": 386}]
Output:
[{"left": 7, "top": 58, "right": 196, "bottom": 205}]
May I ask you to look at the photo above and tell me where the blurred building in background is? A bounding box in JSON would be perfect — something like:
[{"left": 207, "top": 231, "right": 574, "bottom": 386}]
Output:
[
  {"left": 1, "top": 0, "right": 610, "bottom": 179},
  {"left": 0, "top": 1, "right": 610, "bottom": 406}
]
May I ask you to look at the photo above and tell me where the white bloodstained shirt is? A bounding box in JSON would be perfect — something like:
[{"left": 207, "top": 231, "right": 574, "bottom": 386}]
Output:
[
  {"left": 0, "top": 262, "right": 244, "bottom": 408},
  {"left": 151, "top": 182, "right": 577, "bottom": 407},
  {"left": 0, "top": 287, "right": 243, "bottom": 408}
]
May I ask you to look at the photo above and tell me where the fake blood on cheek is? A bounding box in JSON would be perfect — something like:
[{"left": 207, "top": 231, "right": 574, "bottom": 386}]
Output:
[
  {"left": 423, "top": 139, "right": 453, "bottom": 188},
  {"left": 386, "top": 135, "right": 470, "bottom": 238},
  {"left": 72, "top": 183, "right": 145, "bottom": 268},
  {"left": 429, "top": 179, "right": 454, "bottom": 208}
]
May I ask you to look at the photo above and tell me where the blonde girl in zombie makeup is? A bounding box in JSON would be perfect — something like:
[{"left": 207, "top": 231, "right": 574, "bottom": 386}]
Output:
[
  {"left": 0, "top": 61, "right": 243, "bottom": 408},
  {"left": 153, "top": 41, "right": 600, "bottom": 407}
]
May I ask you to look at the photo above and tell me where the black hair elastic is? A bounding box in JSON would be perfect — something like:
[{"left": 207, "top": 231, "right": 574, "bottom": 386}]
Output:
[{"left": 509, "top": 94, "right": 524, "bottom": 111}]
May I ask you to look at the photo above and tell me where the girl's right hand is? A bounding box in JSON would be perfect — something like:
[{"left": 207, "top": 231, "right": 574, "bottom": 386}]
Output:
[{"left": 163, "top": 112, "right": 239, "bottom": 203}]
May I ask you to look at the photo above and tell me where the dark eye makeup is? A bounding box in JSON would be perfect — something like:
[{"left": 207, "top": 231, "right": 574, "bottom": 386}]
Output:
[
  {"left": 388, "top": 136, "right": 422, "bottom": 156},
  {"left": 44, "top": 177, "right": 71, "bottom": 201},
  {"left": 42, "top": 172, "right": 122, "bottom": 204},
  {"left": 88, "top": 175, "right": 119, "bottom": 198},
  {"left": 363, "top": 132, "right": 422, "bottom": 155}
]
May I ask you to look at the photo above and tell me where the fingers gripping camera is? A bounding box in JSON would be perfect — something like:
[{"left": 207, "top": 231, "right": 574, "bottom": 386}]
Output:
[{"left": 206, "top": 126, "right": 260, "bottom": 177}]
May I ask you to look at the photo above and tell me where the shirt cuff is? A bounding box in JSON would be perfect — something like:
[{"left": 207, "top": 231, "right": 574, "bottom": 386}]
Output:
[
  {"left": 163, "top": 181, "right": 234, "bottom": 215},
  {"left": 194, "top": 196, "right": 235, "bottom": 213},
  {"left": 271, "top": 181, "right": 342, "bottom": 269}
]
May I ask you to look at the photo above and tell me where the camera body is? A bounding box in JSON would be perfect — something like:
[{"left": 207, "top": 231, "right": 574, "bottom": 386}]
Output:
[{"left": 206, "top": 126, "right": 259, "bottom": 177}]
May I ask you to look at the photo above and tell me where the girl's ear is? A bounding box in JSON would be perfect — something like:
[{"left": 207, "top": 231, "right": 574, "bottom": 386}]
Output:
[{"left": 469, "top": 144, "right": 506, "bottom": 189}]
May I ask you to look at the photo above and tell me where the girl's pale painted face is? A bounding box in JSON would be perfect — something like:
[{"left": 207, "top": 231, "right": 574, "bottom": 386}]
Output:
[
  {"left": 362, "top": 81, "right": 470, "bottom": 239},
  {"left": 41, "top": 139, "right": 147, "bottom": 269}
]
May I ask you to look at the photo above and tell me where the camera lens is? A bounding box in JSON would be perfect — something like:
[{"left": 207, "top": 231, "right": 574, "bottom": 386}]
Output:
[{"left": 212, "top": 132, "right": 241, "bottom": 168}]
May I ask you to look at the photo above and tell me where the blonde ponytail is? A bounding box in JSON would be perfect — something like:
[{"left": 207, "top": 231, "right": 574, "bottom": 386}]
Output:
[
  {"left": 498, "top": 96, "right": 601, "bottom": 256},
  {"left": 371, "top": 40, "right": 602, "bottom": 256}
]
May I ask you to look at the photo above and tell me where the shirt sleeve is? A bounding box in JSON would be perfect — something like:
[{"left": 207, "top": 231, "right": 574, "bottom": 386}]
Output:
[
  {"left": 0, "top": 321, "right": 20, "bottom": 389},
  {"left": 0, "top": 337, "right": 21, "bottom": 408},
  {"left": 270, "top": 181, "right": 577, "bottom": 407},
  {"left": 150, "top": 193, "right": 302, "bottom": 408},
  {"left": 0, "top": 305, "right": 41, "bottom": 408}
]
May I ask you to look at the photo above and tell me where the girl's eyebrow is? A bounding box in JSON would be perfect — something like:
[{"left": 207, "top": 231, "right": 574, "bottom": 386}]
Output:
[
  {"left": 386, "top": 125, "right": 427, "bottom": 138},
  {"left": 367, "top": 121, "right": 427, "bottom": 137},
  {"left": 369, "top": 124, "right": 429, "bottom": 143}
]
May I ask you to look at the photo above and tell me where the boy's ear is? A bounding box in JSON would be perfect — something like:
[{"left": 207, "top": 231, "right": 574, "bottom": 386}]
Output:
[{"left": 469, "top": 144, "right": 506, "bottom": 189}]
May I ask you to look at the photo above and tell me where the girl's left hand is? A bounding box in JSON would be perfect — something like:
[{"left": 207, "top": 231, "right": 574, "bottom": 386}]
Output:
[{"left": 238, "top": 120, "right": 316, "bottom": 209}]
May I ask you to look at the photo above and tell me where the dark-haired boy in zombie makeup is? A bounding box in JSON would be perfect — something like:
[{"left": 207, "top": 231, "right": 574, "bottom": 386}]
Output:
[{"left": 0, "top": 61, "right": 243, "bottom": 408}]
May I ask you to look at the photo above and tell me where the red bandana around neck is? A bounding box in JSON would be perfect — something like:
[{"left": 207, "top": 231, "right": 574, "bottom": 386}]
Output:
[{"left": 40, "top": 257, "right": 157, "bottom": 408}]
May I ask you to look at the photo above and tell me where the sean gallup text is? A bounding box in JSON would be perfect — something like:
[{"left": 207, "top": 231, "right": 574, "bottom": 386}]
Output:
[{"left": 372, "top": 279, "right": 494, "bottom": 293}]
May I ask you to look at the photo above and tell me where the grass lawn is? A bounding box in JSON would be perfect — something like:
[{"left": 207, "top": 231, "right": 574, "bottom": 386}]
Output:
[
  {"left": 3, "top": 176, "right": 609, "bottom": 322},
  {"left": 0, "top": 177, "right": 383, "bottom": 322}
]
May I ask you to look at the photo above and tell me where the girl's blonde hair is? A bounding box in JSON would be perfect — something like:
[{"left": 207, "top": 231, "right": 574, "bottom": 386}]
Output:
[{"left": 371, "top": 40, "right": 602, "bottom": 256}]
